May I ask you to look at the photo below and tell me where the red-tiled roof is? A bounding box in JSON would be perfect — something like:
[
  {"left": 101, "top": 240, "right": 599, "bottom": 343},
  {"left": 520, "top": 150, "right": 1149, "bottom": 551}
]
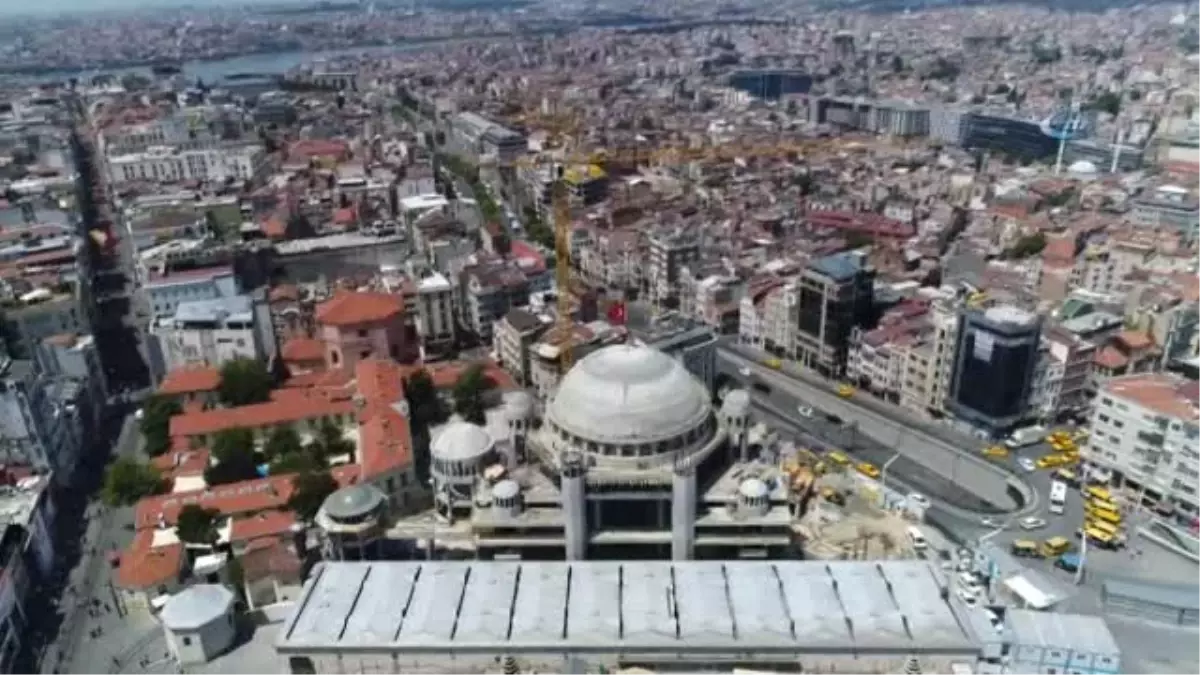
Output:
[
  {"left": 281, "top": 337, "right": 326, "bottom": 363},
  {"left": 230, "top": 509, "right": 297, "bottom": 544},
  {"left": 158, "top": 366, "right": 221, "bottom": 396},
  {"left": 1094, "top": 346, "right": 1128, "bottom": 370},
  {"left": 356, "top": 358, "right": 406, "bottom": 403},
  {"left": 150, "top": 448, "right": 211, "bottom": 480},
  {"left": 1104, "top": 373, "right": 1199, "bottom": 421},
  {"left": 115, "top": 529, "right": 184, "bottom": 590},
  {"left": 238, "top": 537, "right": 302, "bottom": 584},
  {"left": 410, "top": 359, "right": 515, "bottom": 391},
  {"left": 1114, "top": 330, "right": 1154, "bottom": 351},
  {"left": 169, "top": 397, "right": 356, "bottom": 437},
  {"left": 314, "top": 290, "right": 404, "bottom": 326},
  {"left": 358, "top": 406, "right": 413, "bottom": 478}
]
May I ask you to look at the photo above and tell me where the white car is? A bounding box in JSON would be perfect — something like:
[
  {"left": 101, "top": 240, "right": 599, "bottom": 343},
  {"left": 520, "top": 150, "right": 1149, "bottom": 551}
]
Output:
[
  {"left": 1019, "top": 517, "right": 1047, "bottom": 531},
  {"left": 796, "top": 405, "right": 814, "bottom": 418},
  {"left": 1018, "top": 457, "right": 1037, "bottom": 473},
  {"left": 956, "top": 587, "right": 979, "bottom": 607},
  {"left": 908, "top": 493, "right": 930, "bottom": 509},
  {"left": 981, "top": 517, "right": 999, "bottom": 528},
  {"left": 134, "top": 408, "right": 144, "bottom": 421},
  {"left": 738, "top": 367, "right": 752, "bottom": 378}
]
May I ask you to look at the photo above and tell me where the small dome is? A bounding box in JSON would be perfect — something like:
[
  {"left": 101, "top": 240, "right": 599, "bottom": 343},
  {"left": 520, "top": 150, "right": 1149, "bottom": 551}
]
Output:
[
  {"left": 503, "top": 390, "right": 534, "bottom": 419},
  {"left": 721, "top": 389, "right": 751, "bottom": 416},
  {"left": 548, "top": 344, "right": 711, "bottom": 446},
  {"left": 493, "top": 478, "right": 521, "bottom": 500},
  {"left": 1068, "top": 160, "right": 1098, "bottom": 174},
  {"left": 322, "top": 483, "right": 385, "bottom": 520},
  {"left": 739, "top": 478, "right": 769, "bottom": 500},
  {"left": 431, "top": 417, "right": 494, "bottom": 461},
  {"left": 160, "top": 584, "right": 234, "bottom": 631}
]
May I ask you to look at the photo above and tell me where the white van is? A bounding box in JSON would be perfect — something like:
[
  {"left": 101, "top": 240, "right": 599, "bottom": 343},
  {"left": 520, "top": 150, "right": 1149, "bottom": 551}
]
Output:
[{"left": 907, "top": 526, "right": 928, "bottom": 551}]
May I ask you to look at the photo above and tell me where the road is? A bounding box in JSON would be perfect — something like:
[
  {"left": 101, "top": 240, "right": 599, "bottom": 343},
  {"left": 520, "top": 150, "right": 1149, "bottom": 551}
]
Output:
[
  {"left": 718, "top": 344, "right": 1033, "bottom": 512},
  {"left": 33, "top": 411, "right": 158, "bottom": 675}
]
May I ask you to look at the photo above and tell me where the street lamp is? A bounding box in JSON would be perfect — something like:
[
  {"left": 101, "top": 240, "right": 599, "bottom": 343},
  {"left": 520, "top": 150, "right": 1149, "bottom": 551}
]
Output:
[{"left": 878, "top": 452, "right": 902, "bottom": 508}]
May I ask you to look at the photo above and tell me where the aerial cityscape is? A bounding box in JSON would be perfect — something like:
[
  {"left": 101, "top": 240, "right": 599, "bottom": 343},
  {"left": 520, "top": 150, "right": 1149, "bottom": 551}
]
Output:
[{"left": 0, "top": 0, "right": 1197, "bottom": 673}]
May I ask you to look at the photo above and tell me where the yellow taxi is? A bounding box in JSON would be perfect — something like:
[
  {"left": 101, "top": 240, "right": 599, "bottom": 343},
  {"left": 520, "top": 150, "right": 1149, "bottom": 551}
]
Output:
[
  {"left": 836, "top": 383, "right": 856, "bottom": 398},
  {"left": 1040, "top": 537, "right": 1071, "bottom": 557},
  {"left": 827, "top": 451, "right": 851, "bottom": 467},
  {"left": 764, "top": 357, "right": 783, "bottom": 370},
  {"left": 856, "top": 462, "right": 881, "bottom": 479},
  {"left": 1085, "top": 486, "right": 1112, "bottom": 502},
  {"left": 982, "top": 445, "right": 1010, "bottom": 459},
  {"left": 1036, "top": 454, "right": 1068, "bottom": 470}
]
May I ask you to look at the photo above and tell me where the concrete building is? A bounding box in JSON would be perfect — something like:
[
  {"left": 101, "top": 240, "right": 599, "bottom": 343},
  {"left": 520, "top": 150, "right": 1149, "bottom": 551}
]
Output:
[
  {"left": 0, "top": 286, "right": 86, "bottom": 359},
  {"left": 108, "top": 144, "right": 269, "bottom": 185},
  {"left": 0, "top": 474, "right": 56, "bottom": 672},
  {"left": 0, "top": 359, "right": 82, "bottom": 484},
  {"left": 144, "top": 265, "right": 240, "bottom": 320},
  {"left": 152, "top": 294, "right": 271, "bottom": 371},
  {"left": 458, "top": 260, "right": 532, "bottom": 343},
  {"left": 412, "top": 269, "right": 457, "bottom": 359},
  {"left": 869, "top": 101, "right": 931, "bottom": 137},
  {"left": 492, "top": 308, "right": 550, "bottom": 387},
  {"left": 1130, "top": 185, "right": 1199, "bottom": 241},
  {"left": 794, "top": 252, "right": 876, "bottom": 379},
  {"left": 160, "top": 584, "right": 238, "bottom": 666},
  {"left": 647, "top": 230, "right": 700, "bottom": 307},
  {"left": 1087, "top": 373, "right": 1200, "bottom": 520},
  {"left": 275, "top": 559, "right": 1112, "bottom": 675},
  {"left": 447, "top": 112, "right": 527, "bottom": 164}
]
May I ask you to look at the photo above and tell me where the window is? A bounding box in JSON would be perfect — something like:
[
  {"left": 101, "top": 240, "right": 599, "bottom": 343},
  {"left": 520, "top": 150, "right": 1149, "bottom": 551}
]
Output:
[
  {"left": 330, "top": 350, "right": 341, "bottom": 366},
  {"left": 182, "top": 636, "right": 192, "bottom": 646},
  {"left": 358, "top": 329, "right": 368, "bottom": 338},
  {"left": 289, "top": 657, "right": 317, "bottom": 675}
]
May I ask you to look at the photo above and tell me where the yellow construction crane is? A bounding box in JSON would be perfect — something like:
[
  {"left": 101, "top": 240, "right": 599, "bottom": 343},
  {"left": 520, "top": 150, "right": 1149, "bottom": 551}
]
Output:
[{"left": 485, "top": 124, "right": 848, "bottom": 373}]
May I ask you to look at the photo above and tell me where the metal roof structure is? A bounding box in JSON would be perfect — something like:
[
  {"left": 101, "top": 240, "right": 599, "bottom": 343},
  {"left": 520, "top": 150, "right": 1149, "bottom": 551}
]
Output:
[
  {"left": 277, "top": 560, "right": 978, "bottom": 654},
  {"left": 1005, "top": 609, "right": 1121, "bottom": 658}
]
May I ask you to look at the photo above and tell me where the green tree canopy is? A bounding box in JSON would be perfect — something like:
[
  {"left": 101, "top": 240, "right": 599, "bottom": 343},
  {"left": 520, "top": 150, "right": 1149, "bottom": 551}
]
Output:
[
  {"left": 204, "top": 428, "right": 260, "bottom": 486},
  {"left": 102, "top": 457, "right": 164, "bottom": 507},
  {"left": 453, "top": 364, "right": 495, "bottom": 425},
  {"left": 140, "top": 394, "right": 182, "bottom": 457},
  {"left": 1087, "top": 91, "right": 1122, "bottom": 117},
  {"left": 405, "top": 369, "right": 449, "bottom": 430},
  {"left": 218, "top": 358, "right": 273, "bottom": 407},
  {"left": 307, "top": 420, "right": 353, "bottom": 462},
  {"left": 288, "top": 471, "right": 340, "bottom": 523},
  {"left": 1007, "top": 232, "right": 1048, "bottom": 259},
  {"left": 176, "top": 504, "right": 220, "bottom": 546},
  {"left": 263, "top": 426, "right": 303, "bottom": 463}
]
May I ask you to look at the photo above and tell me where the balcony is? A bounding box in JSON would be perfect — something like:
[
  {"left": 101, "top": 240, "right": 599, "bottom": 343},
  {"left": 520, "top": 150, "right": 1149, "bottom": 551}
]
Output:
[{"left": 1136, "top": 430, "right": 1165, "bottom": 447}]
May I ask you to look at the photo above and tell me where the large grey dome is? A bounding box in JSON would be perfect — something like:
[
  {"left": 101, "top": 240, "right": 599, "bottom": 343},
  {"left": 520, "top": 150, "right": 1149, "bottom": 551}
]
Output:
[
  {"left": 431, "top": 417, "right": 494, "bottom": 461},
  {"left": 321, "top": 483, "right": 385, "bottom": 520},
  {"left": 547, "top": 344, "right": 711, "bottom": 445}
]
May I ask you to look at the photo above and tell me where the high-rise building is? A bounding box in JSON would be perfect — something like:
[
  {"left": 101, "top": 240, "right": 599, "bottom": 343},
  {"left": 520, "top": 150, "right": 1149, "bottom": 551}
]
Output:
[
  {"left": 794, "top": 252, "right": 875, "bottom": 379},
  {"left": 948, "top": 305, "right": 1043, "bottom": 435}
]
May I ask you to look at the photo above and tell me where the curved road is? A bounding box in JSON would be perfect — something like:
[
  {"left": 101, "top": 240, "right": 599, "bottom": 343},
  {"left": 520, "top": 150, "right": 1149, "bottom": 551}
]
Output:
[{"left": 718, "top": 345, "right": 1037, "bottom": 515}]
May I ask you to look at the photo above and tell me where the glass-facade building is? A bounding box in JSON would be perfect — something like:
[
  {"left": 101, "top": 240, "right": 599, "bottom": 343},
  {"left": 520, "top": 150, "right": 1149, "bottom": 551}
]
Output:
[{"left": 948, "top": 305, "right": 1042, "bottom": 435}]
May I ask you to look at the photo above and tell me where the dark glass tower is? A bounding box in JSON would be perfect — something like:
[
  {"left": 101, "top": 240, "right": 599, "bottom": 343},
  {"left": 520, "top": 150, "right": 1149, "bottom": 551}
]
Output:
[{"left": 948, "top": 305, "right": 1042, "bottom": 435}]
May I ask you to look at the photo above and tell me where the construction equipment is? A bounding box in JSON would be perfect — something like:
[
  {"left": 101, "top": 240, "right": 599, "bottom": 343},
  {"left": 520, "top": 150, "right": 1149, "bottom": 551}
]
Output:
[{"left": 481, "top": 116, "right": 846, "bottom": 371}]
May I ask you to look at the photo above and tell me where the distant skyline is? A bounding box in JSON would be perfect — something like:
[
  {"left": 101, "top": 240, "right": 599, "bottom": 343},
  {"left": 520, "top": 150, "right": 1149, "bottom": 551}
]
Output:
[{"left": 3, "top": 0, "right": 313, "bottom": 18}]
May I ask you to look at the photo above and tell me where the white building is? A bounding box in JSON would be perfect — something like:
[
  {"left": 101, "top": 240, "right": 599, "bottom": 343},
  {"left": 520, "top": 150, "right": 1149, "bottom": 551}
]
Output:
[
  {"left": 414, "top": 270, "right": 457, "bottom": 358},
  {"left": 152, "top": 295, "right": 268, "bottom": 371},
  {"left": 144, "top": 266, "right": 239, "bottom": 319},
  {"left": 1087, "top": 373, "right": 1200, "bottom": 519},
  {"left": 160, "top": 585, "right": 237, "bottom": 666},
  {"left": 109, "top": 144, "right": 268, "bottom": 185}
]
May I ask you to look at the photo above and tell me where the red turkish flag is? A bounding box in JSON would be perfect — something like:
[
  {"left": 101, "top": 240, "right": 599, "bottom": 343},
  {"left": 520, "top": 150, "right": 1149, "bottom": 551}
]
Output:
[{"left": 607, "top": 301, "right": 626, "bottom": 325}]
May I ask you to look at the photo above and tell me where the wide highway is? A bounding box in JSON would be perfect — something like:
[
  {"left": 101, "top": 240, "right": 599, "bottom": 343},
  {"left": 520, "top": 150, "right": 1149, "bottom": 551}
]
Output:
[{"left": 717, "top": 344, "right": 1037, "bottom": 515}]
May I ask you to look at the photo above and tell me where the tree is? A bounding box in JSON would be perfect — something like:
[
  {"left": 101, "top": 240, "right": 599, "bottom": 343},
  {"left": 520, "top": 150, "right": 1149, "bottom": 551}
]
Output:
[
  {"left": 405, "top": 368, "right": 449, "bottom": 480},
  {"left": 218, "top": 358, "right": 273, "bottom": 407},
  {"left": 140, "top": 394, "right": 182, "bottom": 457},
  {"left": 288, "top": 471, "right": 339, "bottom": 523},
  {"left": 263, "top": 426, "right": 303, "bottom": 463},
  {"left": 1087, "top": 91, "right": 1122, "bottom": 117},
  {"left": 308, "top": 420, "right": 353, "bottom": 462},
  {"left": 1007, "top": 232, "right": 1048, "bottom": 259},
  {"left": 176, "top": 504, "right": 220, "bottom": 546},
  {"left": 102, "top": 457, "right": 164, "bottom": 507},
  {"left": 453, "top": 364, "right": 494, "bottom": 425},
  {"left": 204, "top": 428, "right": 260, "bottom": 486}
]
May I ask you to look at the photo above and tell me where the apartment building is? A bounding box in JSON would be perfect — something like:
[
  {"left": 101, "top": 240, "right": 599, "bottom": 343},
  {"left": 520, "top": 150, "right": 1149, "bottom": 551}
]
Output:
[
  {"left": 794, "top": 252, "right": 876, "bottom": 379},
  {"left": 413, "top": 270, "right": 457, "bottom": 359},
  {"left": 493, "top": 308, "right": 551, "bottom": 388},
  {"left": 458, "top": 260, "right": 532, "bottom": 342},
  {"left": 647, "top": 230, "right": 700, "bottom": 307},
  {"left": 447, "top": 112, "right": 527, "bottom": 164},
  {"left": 737, "top": 279, "right": 786, "bottom": 351},
  {"left": 848, "top": 300, "right": 931, "bottom": 405},
  {"left": 1087, "top": 373, "right": 1200, "bottom": 519},
  {"left": 1129, "top": 185, "right": 1199, "bottom": 241},
  {"left": 0, "top": 286, "right": 86, "bottom": 359},
  {"left": 0, "top": 359, "right": 82, "bottom": 485},
  {"left": 152, "top": 295, "right": 269, "bottom": 371},
  {"left": 1043, "top": 326, "right": 1098, "bottom": 418},
  {"left": 314, "top": 290, "right": 412, "bottom": 370},
  {"left": 109, "top": 144, "right": 268, "bottom": 186}
]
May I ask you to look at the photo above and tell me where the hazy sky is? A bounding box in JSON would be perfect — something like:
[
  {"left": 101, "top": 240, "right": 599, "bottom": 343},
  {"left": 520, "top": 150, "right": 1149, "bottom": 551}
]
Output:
[{"left": 3, "top": 0, "right": 301, "bottom": 17}]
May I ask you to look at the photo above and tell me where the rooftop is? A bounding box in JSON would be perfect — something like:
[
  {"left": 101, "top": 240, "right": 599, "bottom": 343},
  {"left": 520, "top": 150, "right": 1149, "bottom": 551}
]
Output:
[
  {"left": 315, "top": 290, "right": 405, "bottom": 326},
  {"left": 278, "top": 560, "right": 977, "bottom": 654},
  {"left": 1103, "top": 373, "right": 1199, "bottom": 422}
]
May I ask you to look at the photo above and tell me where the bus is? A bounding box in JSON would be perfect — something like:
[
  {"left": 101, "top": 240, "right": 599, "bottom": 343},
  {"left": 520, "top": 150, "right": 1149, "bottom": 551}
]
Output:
[{"left": 1049, "top": 481, "right": 1068, "bottom": 515}]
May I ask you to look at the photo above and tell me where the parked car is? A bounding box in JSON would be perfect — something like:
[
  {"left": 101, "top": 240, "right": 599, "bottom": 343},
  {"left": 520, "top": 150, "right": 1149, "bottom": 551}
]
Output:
[
  {"left": 1018, "top": 457, "right": 1037, "bottom": 473},
  {"left": 908, "top": 493, "right": 930, "bottom": 509},
  {"left": 796, "top": 405, "right": 814, "bottom": 418},
  {"left": 1020, "top": 517, "right": 1048, "bottom": 531}
]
